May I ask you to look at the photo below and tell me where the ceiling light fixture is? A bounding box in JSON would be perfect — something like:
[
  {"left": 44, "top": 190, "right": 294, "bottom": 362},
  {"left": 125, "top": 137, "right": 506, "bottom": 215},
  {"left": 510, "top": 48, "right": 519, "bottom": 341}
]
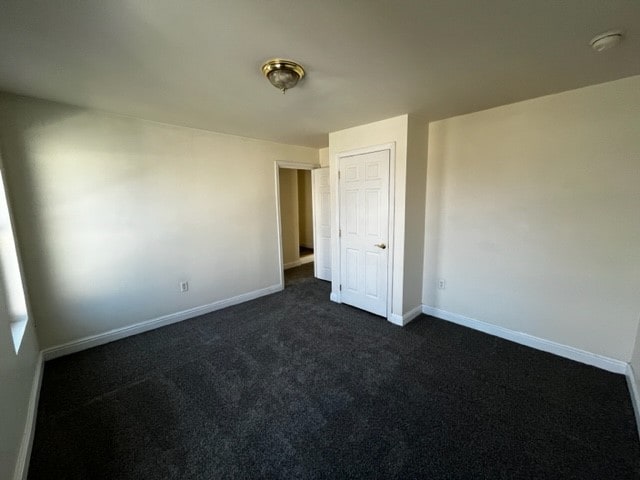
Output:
[
  {"left": 261, "top": 59, "right": 305, "bottom": 94},
  {"left": 590, "top": 30, "right": 623, "bottom": 52}
]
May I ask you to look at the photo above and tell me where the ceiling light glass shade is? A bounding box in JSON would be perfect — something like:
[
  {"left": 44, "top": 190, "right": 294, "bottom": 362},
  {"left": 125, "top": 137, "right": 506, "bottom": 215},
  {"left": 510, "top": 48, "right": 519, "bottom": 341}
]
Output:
[
  {"left": 262, "top": 59, "right": 305, "bottom": 93},
  {"left": 590, "top": 30, "right": 623, "bottom": 52},
  {"left": 267, "top": 69, "right": 300, "bottom": 91}
]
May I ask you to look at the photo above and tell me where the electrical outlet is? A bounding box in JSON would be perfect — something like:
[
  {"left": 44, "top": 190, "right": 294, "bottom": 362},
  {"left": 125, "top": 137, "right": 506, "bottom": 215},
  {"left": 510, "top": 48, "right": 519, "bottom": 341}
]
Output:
[
  {"left": 180, "top": 281, "right": 189, "bottom": 292},
  {"left": 438, "top": 279, "right": 446, "bottom": 289}
]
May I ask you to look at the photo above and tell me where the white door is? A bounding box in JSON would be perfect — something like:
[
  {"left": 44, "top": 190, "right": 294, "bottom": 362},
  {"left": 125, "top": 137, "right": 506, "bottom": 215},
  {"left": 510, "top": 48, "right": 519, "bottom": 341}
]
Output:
[
  {"left": 339, "top": 149, "right": 390, "bottom": 316},
  {"left": 312, "top": 167, "right": 332, "bottom": 281}
]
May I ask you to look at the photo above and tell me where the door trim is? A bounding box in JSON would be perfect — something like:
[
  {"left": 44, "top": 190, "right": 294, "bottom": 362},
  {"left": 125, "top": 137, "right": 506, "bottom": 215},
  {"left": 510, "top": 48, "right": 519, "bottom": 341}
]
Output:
[
  {"left": 274, "top": 161, "right": 320, "bottom": 290},
  {"left": 333, "top": 143, "right": 396, "bottom": 320}
]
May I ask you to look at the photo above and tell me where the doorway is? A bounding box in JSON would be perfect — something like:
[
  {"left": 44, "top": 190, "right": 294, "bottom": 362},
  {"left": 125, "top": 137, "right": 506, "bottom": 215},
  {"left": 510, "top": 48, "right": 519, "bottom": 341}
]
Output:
[
  {"left": 275, "top": 161, "right": 321, "bottom": 289},
  {"left": 279, "top": 168, "right": 314, "bottom": 270}
]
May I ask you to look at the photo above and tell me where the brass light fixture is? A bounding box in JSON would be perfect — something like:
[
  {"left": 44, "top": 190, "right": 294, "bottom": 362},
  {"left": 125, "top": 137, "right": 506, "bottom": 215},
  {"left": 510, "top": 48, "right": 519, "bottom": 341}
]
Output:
[{"left": 261, "top": 59, "right": 305, "bottom": 94}]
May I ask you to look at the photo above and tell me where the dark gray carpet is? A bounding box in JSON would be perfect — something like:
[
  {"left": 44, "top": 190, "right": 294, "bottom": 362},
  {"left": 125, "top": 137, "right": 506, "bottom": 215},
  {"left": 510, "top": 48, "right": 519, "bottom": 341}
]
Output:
[{"left": 29, "top": 263, "right": 640, "bottom": 479}]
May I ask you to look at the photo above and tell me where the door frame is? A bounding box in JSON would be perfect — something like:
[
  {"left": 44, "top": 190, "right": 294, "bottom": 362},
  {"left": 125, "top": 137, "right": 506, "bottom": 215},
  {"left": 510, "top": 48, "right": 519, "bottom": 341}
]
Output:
[
  {"left": 274, "top": 161, "right": 321, "bottom": 290},
  {"left": 333, "top": 143, "right": 396, "bottom": 320}
]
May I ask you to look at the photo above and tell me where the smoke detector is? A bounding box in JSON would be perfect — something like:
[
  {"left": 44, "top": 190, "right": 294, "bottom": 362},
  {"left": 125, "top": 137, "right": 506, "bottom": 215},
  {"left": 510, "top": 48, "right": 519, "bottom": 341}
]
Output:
[{"left": 590, "top": 30, "right": 624, "bottom": 52}]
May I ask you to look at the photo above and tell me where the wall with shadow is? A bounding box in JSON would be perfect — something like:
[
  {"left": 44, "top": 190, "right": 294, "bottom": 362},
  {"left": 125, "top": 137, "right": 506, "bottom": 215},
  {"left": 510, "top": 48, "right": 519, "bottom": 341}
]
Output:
[
  {"left": 0, "top": 262, "right": 40, "bottom": 479},
  {"left": 421, "top": 76, "right": 640, "bottom": 361},
  {"left": 0, "top": 148, "right": 40, "bottom": 480},
  {"left": 0, "top": 93, "right": 318, "bottom": 350}
]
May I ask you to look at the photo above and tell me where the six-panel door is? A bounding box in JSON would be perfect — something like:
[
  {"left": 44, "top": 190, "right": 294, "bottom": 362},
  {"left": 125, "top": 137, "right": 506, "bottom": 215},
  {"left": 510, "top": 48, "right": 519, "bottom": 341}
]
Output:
[{"left": 339, "top": 149, "right": 390, "bottom": 317}]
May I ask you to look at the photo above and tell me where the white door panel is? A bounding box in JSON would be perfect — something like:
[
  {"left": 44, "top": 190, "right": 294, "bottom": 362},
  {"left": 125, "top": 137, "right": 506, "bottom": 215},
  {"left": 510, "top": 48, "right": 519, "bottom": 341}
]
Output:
[
  {"left": 312, "top": 167, "right": 332, "bottom": 281},
  {"left": 339, "top": 149, "right": 390, "bottom": 316}
]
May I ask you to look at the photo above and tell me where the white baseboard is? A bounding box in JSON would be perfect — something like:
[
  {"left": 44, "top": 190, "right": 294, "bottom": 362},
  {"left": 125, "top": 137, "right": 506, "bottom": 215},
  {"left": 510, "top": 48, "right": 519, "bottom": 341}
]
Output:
[
  {"left": 284, "top": 255, "right": 314, "bottom": 270},
  {"left": 627, "top": 364, "right": 640, "bottom": 440},
  {"left": 13, "top": 352, "right": 43, "bottom": 480},
  {"left": 422, "top": 305, "right": 627, "bottom": 374},
  {"left": 284, "top": 260, "right": 300, "bottom": 270},
  {"left": 388, "top": 305, "right": 423, "bottom": 327},
  {"left": 42, "top": 284, "right": 282, "bottom": 360},
  {"left": 330, "top": 292, "right": 341, "bottom": 303},
  {"left": 284, "top": 260, "right": 301, "bottom": 270},
  {"left": 299, "top": 255, "right": 314, "bottom": 265}
]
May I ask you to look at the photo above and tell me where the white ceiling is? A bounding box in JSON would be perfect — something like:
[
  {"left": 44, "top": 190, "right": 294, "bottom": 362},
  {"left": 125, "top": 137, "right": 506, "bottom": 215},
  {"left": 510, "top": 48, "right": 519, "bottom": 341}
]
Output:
[{"left": 0, "top": 0, "right": 638, "bottom": 148}]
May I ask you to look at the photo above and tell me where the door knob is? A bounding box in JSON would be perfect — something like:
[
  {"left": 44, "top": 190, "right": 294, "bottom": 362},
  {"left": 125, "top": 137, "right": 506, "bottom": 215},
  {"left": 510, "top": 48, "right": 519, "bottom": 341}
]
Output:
[{"left": 374, "top": 243, "right": 387, "bottom": 249}]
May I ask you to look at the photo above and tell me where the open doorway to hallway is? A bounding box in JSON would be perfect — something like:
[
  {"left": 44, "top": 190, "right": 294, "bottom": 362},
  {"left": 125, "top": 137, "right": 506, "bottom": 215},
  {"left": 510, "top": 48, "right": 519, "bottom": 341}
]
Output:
[
  {"left": 275, "top": 160, "right": 330, "bottom": 291},
  {"left": 278, "top": 168, "right": 314, "bottom": 272}
]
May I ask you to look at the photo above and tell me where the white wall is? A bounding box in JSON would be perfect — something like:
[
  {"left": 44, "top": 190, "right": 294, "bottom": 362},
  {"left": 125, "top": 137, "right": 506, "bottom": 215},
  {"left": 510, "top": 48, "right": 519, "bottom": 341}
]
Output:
[
  {"left": 318, "top": 148, "right": 329, "bottom": 167},
  {"left": 0, "top": 157, "right": 40, "bottom": 480},
  {"left": 0, "top": 93, "right": 318, "bottom": 350},
  {"left": 630, "top": 319, "right": 640, "bottom": 438},
  {"left": 422, "top": 76, "right": 640, "bottom": 361},
  {"left": 0, "top": 318, "right": 39, "bottom": 480},
  {"left": 403, "top": 116, "right": 428, "bottom": 312},
  {"left": 279, "top": 168, "right": 300, "bottom": 266},
  {"left": 298, "top": 170, "right": 313, "bottom": 248},
  {"left": 633, "top": 322, "right": 640, "bottom": 375}
]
